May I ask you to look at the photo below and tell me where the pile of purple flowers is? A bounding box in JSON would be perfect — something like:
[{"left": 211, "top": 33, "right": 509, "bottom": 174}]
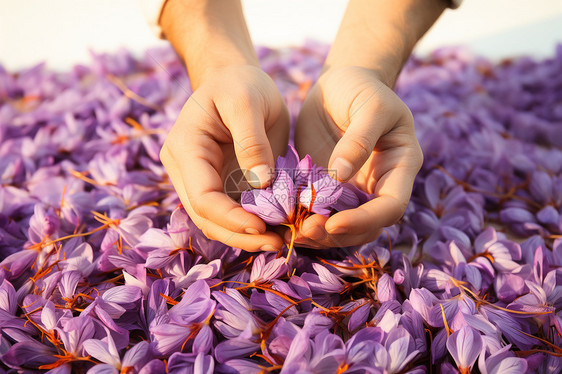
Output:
[{"left": 1, "top": 43, "right": 561, "bottom": 373}]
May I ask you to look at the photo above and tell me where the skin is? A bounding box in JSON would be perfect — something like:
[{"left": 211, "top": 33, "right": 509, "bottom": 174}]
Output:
[{"left": 160, "top": 0, "right": 447, "bottom": 251}]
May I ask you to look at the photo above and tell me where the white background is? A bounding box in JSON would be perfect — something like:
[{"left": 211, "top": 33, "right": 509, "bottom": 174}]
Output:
[{"left": 1, "top": 0, "right": 562, "bottom": 71}]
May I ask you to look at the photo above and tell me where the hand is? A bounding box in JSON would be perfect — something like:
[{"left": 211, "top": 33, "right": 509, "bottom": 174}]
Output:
[
  {"left": 160, "top": 65, "right": 289, "bottom": 252},
  {"left": 292, "top": 66, "right": 423, "bottom": 248}
]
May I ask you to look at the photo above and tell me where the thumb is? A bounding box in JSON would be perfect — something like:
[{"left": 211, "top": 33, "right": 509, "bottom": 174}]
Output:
[
  {"left": 227, "top": 113, "right": 275, "bottom": 189},
  {"left": 328, "top": 99, "right": 407, "bottom": 182}
]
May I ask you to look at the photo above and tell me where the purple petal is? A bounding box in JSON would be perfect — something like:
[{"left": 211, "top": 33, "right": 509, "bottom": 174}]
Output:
[
  {"left": 489, "top": 357, "right": 528, "bottom": 374},
  {"left": 83, "top": 339, "right": 120, "bottom": 367},
  {"left": 408, "top": 288, "right": 438, "bottom": 323},
  {"left": 500, "top": 207, "right": 536, "bottom": 224},
  {"left": 272, "top": 170, "right": 296, "bottom": 219},
  {"left": 193, "top": 352, "right": 215, "bottom": 374},
  {"left": 102, "top": 285, "right": 142, "bottom": 304},
  {"left": 138, "top": 359, "right": 166, "bottom": 374},
  {"left": 121, "top": 341, "right": 150, "bottom": 368},
  {"left": 41, "top": 300, "right": 57, "bottom": 331},
  {"left": 385, "top": 327, "right": 419, "bottom": 373},
  {"left": 0, "top": 280, "right": 17, "bottom": 314},
  {"left": 276, "top": 144, "right": 300, "bottom": 171},
  {"left": 214, "top": 337, "right": 260, "bottom": 364},
  {"left": 347, "top": 302, "right": 371, "bottom": 332},
  {"left": 1, "top": 340, "right": 57, "bottom": 368},
  {"left": 446, "top": 326, "right": 482, "bottom": 370},
  {"left": 377, "top": 274, "right": 396, "bottom": 303},
  {"left": 250, "top": 254, "right": 287, "bottom": 283},
  {"left": 193, "top": 324, "right": 214, "bottom": 355},
  {"left": 537, "top": 205, "right": 559, "bottom": 226},
  {"left": 151, "top": 323, "right": 192, "bottom": 356},
  {"left": 474, "top": 227, "right": 497, "bottom": 253},
  {"left": 218, "top": 359, "right": 263, "bottom": 374},
  {"left": 332, "top": 183, "right": 370, "bottom": 212},
  {"left": 86, "top": 364, "right": 119, "bottom": 374},
  {"left": 241, "top": 189, "right": 287, "bottom": 225}
]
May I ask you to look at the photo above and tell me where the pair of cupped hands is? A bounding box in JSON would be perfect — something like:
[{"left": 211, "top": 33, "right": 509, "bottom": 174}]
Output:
[{"left": 160, "top": 64, "right": 423, "bottom": 252}]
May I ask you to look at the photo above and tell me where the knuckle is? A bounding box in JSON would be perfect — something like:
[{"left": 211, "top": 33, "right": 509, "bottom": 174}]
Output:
[
  {"left": 347, "top": 134, "right": 374, "bottom": 160},
  {"left": 397, "top": 200, "right": 409, "bottom": 216},
  {"left": 415, "top": 146, "right": 424, "bottom": 171},
  {"left": 159, "top": 144, "right": 170, "bottom": 165},
  {"left": 350, "top": 84, "right": 385, "bottom": 112},
  {"left": 221, "top": 88, "right": 258, "bottom": 114},
  {"left": 235, "top": 134, "right": 268, "bottom": 158},
  {"left": 189, "top": 195, "right": 210, "bottom": 218},
  {"left": 189, "top": 199, "right": 205, "bottom": 217},
  {"left": 391, "top": 196, "right": 409, "bottom": 220},
  {"left": 402, "top": 106, "right": 415, "bottom": 128},
  {"left": 237, "top": 89, "right": 256, "bottom": 107}
]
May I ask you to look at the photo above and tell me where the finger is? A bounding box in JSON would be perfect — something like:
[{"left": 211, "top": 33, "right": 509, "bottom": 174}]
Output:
[
  {"left": 183, "top": 198, "right": 284, "bottom": 252},
  {"left": 325, "top": 195, "right": 407, "bottom": 236},
  {"left": 162, "top": 136, "right": 265, "bottom": 235},
  {"left": 284, "top": 227, "right": 326, "bottom": 249},
  {"left": 318, "top": 228, "right": 384, "bottom": 248},
  {"left": 328, "top": 96, "right": 408, "bottom": 182},
  {"left": 162, "top": 148, "right": 283, "bottom": 252},
  {"left": 324, "top": 138, "right": 421, "bottom": 240},
  {"left": 291, "top": 223, "right": 384, "bottom": 248},
  {"left": 219, "top": 100, "right": 275, "bottom": 188},
  {"left": 300, "top": 214, "right": 329, "bottom": 241}
]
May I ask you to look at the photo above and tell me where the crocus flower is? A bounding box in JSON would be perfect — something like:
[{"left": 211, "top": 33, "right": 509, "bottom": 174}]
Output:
[
  {"left": 242, "top": 145, "right": 369, "bottom": 260},
  {"left": 446, "top": 326, "right": 482, "bottom": 373},
  {"left": 281, "top": 329, "right": 346, "bottom": 373},
  {"left": 83, "top": 328, "right": 151, "bottom": 373},
  {"left": 167, "top": 352, "right": 214, "bottom": 374},
  {"left": 477, "top": 344, "right": 528, "bottom": 374},
  {"left": 151, "top": 280, "right": 216, "bottom": 356}
]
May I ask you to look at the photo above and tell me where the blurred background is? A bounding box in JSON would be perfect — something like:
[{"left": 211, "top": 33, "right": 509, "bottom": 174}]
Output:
[{"left": 1, "top": 0, "right": 562, "bottom": 71}]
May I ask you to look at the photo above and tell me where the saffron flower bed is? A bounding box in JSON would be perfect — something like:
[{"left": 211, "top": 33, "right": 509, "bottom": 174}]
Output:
[{"left": 1, "top": 43, "right": 562, "bottom": 373}]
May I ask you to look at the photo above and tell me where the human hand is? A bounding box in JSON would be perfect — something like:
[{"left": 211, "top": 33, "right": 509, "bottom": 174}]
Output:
[
  {"left": 160, "top": 65, "right": 289, "bottom": 252},
  {"left": 292, "top": 66, "right": 423, "bottom": 248}
]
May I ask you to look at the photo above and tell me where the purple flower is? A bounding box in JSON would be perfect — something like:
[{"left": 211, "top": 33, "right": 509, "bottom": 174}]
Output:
[
  {"left": 167, "top": 352, "right": 214, "bottom": 374},
  {"left": 1, "top": 339, "right": 59, "bottom": 370},
  {"left": 241, "top": 145, "right": 369, "bottom": 259},
  {"left": 217, "top": 358, "right": 263, "bottom": 374},
  {"left": 377, "top": 273, "right": 396, "bottom": 303},
  {"left": 446, "top": 326, "right": 482, "bottom": 373},
  {"left": 282, "top": 329, "right": 346, "bottom": 373},
  {"left": 344, "top": 326, "right": 419, "bottom": 374},
  {"left": 250, "top": 253, "right": 288, "bottom": 284},
  {"left": 212, "top": 288, "right": 261, "bottom": 340},
  {"left": 477, "top": 344, "right": 527, "bottom": 374},
  {"left": 83, "top": 328, "right": 151, "bottom": 373},
  {"left": 151, "top": 280, "right": 215, "bottom": 356}
]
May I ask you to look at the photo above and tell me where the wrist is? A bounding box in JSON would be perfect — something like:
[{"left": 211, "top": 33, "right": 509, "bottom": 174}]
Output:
[
  {"left": 161, "top": 0, "right": 259, "bottom": 89},
  {"left": 187, "top": 51, "right": 259, "bottom": 89},
  {"left": 324, "top": 0, "right": 446, "bottom": 88},
  {"left": 323, "top": 54, "right": 403, "bottom": 88},
  {"left": 320, "top": 65, "right": 392, "bottom": 90}
]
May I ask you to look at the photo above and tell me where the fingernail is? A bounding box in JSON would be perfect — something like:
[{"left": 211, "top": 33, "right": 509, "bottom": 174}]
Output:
[
  {"left": 260, "top": 244, "right": 278, "bottom": 252},
  {"left": 245, "top": 227, "right": 260, "bottom": 235},
  {"left": 327, "top": 226, "right": 347, "bottom": 235},
  {"left": 330, "top": 158, "right": 353, "bottom": 181},
  {"left": 245, "top": 164, "right": 273, "bottom": 188}
]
